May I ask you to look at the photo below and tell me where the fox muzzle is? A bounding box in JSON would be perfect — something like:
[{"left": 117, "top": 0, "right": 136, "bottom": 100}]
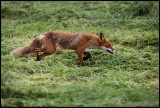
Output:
[{"left": 107, "top": 49, "right": 116, "bottom": 54}]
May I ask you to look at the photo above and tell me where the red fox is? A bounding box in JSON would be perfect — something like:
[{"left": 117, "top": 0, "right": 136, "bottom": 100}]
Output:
[{"left": 11, "top": 31, "right": 116, "bottom": 66}]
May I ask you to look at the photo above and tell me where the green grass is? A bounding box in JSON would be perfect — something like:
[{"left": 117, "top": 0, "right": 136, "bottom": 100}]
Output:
[{"left": 1, "top": 1, "right": 159, "bottom": 107}]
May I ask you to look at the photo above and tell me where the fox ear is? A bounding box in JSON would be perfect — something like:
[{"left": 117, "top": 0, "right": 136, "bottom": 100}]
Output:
[{"left": 99, "top": 33, "right": 106, "bottom": 43}]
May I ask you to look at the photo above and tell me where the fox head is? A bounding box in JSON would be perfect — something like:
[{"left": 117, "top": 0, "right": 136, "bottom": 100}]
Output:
[{"left": 97, "top": 33, "right": 116, "bottom": 54}]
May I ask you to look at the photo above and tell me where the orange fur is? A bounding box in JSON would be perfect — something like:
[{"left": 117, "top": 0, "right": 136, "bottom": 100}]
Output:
[{"left": 11, "top": 31, "right": 116, "bottom": 66}]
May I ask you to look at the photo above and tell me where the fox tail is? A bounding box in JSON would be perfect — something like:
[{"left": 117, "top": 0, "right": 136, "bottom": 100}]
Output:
[{"left": 10, "top": 36, "right": 43, "bottom": 57}]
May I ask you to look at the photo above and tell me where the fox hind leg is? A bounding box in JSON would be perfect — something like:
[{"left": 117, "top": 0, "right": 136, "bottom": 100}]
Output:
[
  {"left": 35, "top": 46, "right": 56, "bottom": 61},
  {"left": 35, "top": 40, "right": 56, "bottom": 61},
  {"left": 39, "top": 52, "right": 54, "bottom": 61}
]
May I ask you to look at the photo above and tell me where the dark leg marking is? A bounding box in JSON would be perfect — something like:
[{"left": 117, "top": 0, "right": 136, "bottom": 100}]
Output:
[{"left": 83, "top": 52, "right": 91, "bottom": 60}]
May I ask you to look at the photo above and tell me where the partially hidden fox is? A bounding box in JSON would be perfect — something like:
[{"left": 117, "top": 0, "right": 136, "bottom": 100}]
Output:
[{"left": 11, "top": 31, "right": 116, "bottom": 66}]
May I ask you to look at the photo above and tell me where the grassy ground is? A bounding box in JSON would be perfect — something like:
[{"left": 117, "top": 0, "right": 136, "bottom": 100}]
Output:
[{"left": 1, "top": 1, "right": 159, "bottom": 107}]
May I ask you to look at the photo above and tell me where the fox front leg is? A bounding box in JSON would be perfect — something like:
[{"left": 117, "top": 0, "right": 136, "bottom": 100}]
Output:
[{"left": 77, "top": 52, "right": 85, "bottom": 66}]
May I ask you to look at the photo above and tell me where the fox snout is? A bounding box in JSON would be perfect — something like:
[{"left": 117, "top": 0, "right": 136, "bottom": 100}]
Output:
[
  {"left": 106, "top": 48, "right": 117, "bottom": 54},
  {"left": 101, "top": 46, "right": 116, "bottom": 54}
]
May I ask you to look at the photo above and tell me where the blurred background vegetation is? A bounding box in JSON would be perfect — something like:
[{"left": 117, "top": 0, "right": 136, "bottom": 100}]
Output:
[
  {"left": 1, "top": 1, "right": 159, "bottom": 29},
  {"left": 1, "top": 1, "right": 159, "bottom": 107}
]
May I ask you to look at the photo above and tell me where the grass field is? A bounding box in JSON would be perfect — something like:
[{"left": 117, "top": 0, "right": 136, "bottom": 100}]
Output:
[{"left": 1, "top": 1, "right": 159, "bottom": 107}]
